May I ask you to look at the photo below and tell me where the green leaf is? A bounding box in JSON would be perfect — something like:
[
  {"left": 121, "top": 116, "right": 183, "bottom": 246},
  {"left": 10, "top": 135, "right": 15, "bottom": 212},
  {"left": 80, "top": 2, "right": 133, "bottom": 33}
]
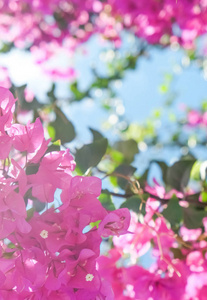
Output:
[
  {"left": 121, "top": 195, "right": 145, "bottom": 214},
  {"left": 201, "top": 192, "right": 207, "bottom": 203},
  {"left": 70, "top": 81, "right": 87, "bottom": 101},
  {"left": 113, "top": 164, "right": 136, "bottom": 190},
  {"left": 167, "top": 159, "right": 196, "bottom": 191},
  {"left": 49, "top": 107, "right": 76, "bottom": 144},
  {"left": 114, "top": 139, "right": 138, "bottom": 164},
  {"left": 99, "top": 189, "right": 115, "bottom": 211},
  {"left": 47, "top": 125, "right": 56, "bottom": 140},
  {"left": 46, "top": 141, "right": 61, "bottom": 154},
  {"left": 183, "top": 206, "right": 207, "bottom": 229},
  {"left": 89, "top": 128, "right": 104, "bottom": 141},
  {"left": 26, "top": 207, "right": 35, "bottom": 221},
  {"left": 14, "top": 84, "right": 42, "bottom": 111},
  {"left": 162, "top": 196, "right": 182, "bottom": 228},
  {"left": 47, "top": 83, "right": 56, "bottom": 102},
  {"left": 75, "top": 138, "right": 108, "bottom": 173},
  {"left": 0, "top": 42, "right": 13, "bottom": 53},
  {"left": 151, "top": 160, "right": 168, "bottom": 184},
  {"left": 26, "top": 164, "right": 39, "bottom": 175},
  {"left": 170, "top": 248, "right": 185, "bottom": 259},
  {"left": 190, "top": 161, "right": 202, "bottom": 181}
]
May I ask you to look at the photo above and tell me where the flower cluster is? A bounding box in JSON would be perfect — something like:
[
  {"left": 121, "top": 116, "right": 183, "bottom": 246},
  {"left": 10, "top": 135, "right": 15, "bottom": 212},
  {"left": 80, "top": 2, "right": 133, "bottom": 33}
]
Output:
[
  {"left": 186, "top": 109, "right": 207, "bottom": 127},
  {"left": 0, "top": 0, "right": 207, "bottom": 72},
  {"left": 0, "top": 87, "right": 130, "bottom": 299},
  {"left": 97, "top": 181, "right": 207, "bottom": 300}
]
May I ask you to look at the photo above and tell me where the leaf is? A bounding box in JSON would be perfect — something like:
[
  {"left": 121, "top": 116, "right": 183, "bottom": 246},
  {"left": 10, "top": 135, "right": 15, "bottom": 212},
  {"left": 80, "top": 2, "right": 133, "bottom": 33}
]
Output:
[
  {"left": 47, "top": 83, "right": 56, "bottom": 102},
  {"left": 46, "top": 140, "right": 61, "bottom": 154},
  {"left": 183, "top": 206, "right": 207, "bottom": 229},
  {"left": 151, "top": 160, "right": 168, "bottom": 184},
  {"left": 70, "top": 81, "right": 87, "bottom": 101},
  {"left": 113, "top": 164, "right": 136, "bottom": 190},
  {"left": 121, "top": 196, "right": 145, "bottom": 214},
  {"left": 75, "top": 138, "right": 108, "bottom": 173},
  {"left": 0, "top": 42, "right": 13, "bottom": 53},
  {"left": 26, "top": 207, "right": 35, "bottom": 221},
  {"left": 26, "top": 164, "right": 39, "bottom": 175},
  {"left": 99, "top": 189, "right": 115, "bottom": 211},
  {"left": 138, "top": 168, "right": 149, "bottom": 188},
  {"left": 89, "top": 128, "right": 104, "bottom": 141},
  {"left": 162, "top": 196, "right": 182, "bottom": 228},
  {"left": 14, "top": 84, "right": 42, "bottom": 111},
  {"left": 170, "top": 248, "right": 185, "bottom": 259},
  {"left": 201, "top": 192, "right": 207, "bottom": 203},
  {"left": 167, "top": 159, "right": 196, "bottom": 191},
  {"left": 114, "top": 139, "right": 138, "bottom": 164},
  {"left": 49, "top": 107, "right": 76, "bottom": 144}
]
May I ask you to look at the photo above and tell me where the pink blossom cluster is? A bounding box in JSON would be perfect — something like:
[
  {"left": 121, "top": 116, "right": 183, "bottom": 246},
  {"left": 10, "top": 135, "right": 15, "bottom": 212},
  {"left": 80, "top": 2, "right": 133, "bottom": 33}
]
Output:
[
  {"left": 96, "top": 179, "right": 207, "bottom": 300},
  {"left": 0, "top": 86, "right": 130, "bottom": 299},
  {"left": 108, "top": 0, "right": 207, "bottom": 49},
  {"left": 186, "top": 109, "right": 207, "bottom": 127},
  {"left": 0, "top": 0, "right": 207, "bottom": 66}
]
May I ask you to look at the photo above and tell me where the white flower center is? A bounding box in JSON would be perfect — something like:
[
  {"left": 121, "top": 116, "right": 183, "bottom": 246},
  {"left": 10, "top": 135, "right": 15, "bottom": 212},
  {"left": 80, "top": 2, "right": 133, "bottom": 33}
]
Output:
[
  {"left": 85, "top": 273, "right": 94, "bottom": 282},
  {"left": 40, "top": 230, "right": 48, "bottom": 239}
]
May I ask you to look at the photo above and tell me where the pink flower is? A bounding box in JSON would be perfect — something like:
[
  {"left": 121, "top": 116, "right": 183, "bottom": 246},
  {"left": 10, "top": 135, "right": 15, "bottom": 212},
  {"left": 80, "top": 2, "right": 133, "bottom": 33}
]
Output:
[
  {"left": 187, "top": 110, "right": 202, "bottom": 126},
  {"left": 98, "top": 208, "right": 131, "bottom": 237},
  {"left": 8, "top": 118, "right": 45, "bottom": 153},
  {"left": 0, "top": 87, "right": 16, "bottom": 132}
]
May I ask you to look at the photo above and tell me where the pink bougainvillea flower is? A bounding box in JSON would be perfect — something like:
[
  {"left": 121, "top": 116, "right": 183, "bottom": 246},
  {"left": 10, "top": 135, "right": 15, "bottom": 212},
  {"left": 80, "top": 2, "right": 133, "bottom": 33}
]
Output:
[
  {"left": 8, "top": 118, "right": 45, "bottom": 153},
  {"left": 187, "top": 110, "right": 202, "bottom": 126},
  {"left": 113, "top": 211, "right": 152, "bottom": 261},
  {"left": 126, "top": 263, "right": 187, "bottom": 300},
  {"left": 98, "top": 208, "right": 131, "bottom": 237},
  {"left": 0, "top": 87, "right": 16, "bottom": 132},
  {"left": 0, "top": 133, "right": 12, "bottom": 159},
  {"left": 28, "top": 149, "right": 75, "bottom": 202}
]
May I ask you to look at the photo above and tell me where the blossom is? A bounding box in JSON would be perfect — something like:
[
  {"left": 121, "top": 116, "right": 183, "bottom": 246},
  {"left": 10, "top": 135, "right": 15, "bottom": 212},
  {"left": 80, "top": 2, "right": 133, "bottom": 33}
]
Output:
[{"left": 98, "top": 208, "right": 131, "bottom": 237}]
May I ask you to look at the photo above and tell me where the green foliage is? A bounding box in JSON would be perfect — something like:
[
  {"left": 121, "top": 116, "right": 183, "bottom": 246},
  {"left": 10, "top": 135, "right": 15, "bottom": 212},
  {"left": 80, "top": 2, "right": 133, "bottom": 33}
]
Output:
[
  {"left": 49, "top": 107, "right": 76, "bottom": 144},
  {"left": 121, "top": 195, "right": 145, "bottom": 214},
  {"left": 114, "top": 139, "right": 138, "bottom": 164},
  {"left": 151, "top": 160, "right": 168, "bottom": 184},
  {"left": 201, "top": 191, "right": 207, "bottom": 202},
  {"left": 75, "top": 138, "right": 108, "bottom": 173},
  {"left": 183, "top": 206, "right": 207, "bottom": 229},
  {"left": 166, "top": 159, "right": 196, "bottom": 191},
  {"left": 162, "top": 196, "right": 182, "bottom": 228},
  {"left": 89, "top": 128, "right": 104, "bottom": 141},
  {"left": 13, "top": 84, "right": 42, "bottom": 111},
  {"left": 70, "top": 81, "right": 88, "bottom": 101},
  {"left": 99, "top": 189, "right": 115, "bottom": 211},
  {"left": 114, "top": 164, "right": 136, "bottom": 190}
]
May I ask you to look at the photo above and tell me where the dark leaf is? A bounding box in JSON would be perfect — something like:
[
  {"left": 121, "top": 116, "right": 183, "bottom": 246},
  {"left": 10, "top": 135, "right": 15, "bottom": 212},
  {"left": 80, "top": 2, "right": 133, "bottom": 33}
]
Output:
[
  {"left": 151, "top": 160, "right": 168, "bottom": 184},
  {"left": 15, "top": 85, "right": 42, "bottom": 111},
  {"left": 50, "top": 107, "right": 76, "bottom": 144},
  {"left": 162, "top": 196, "right": 182, "bottom": 228},
  {"left": 47, "top": 83, "right": 56, "bottom": 102},
  {"left": 167, "top": 159, "right": 196, "bottom": 191},
  {"left": 75, "top": 138, "right": 108, "bottom": 173},
  {"left": 89, "top": 128, "right": 104, "bottom": 141},
  {"left": 170, "top": 248, "right": 185, "bottom": 259},
  {"left": 183, "top": 206, "right": 207, "bottom": 229},
  {"left": 70, "top": 81, "right": 87, "bottom": 101},
  {"left": 121, "top": 195, "right": 145, "bottom": 214},
  {"left": 99, "top": 189, "right": 115, "bottom": 211},
  {"left": 26, "top": 164, "right": 39, "bottom": 175},
  {"left": 114, "top": 139, "right": 138, "bottom": 164},
  {"left": 114, "top": 164, "right": 136, "bottom": 190}
]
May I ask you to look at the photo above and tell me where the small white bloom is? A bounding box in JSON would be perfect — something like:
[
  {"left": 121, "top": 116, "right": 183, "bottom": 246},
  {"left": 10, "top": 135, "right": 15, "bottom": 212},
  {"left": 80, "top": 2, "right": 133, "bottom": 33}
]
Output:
[
  {"left": 40, "top": 230, "right": 48, "bottom": 239},
  {"left": 85, "top": 273, "right": 94, "bottom": 281}
]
